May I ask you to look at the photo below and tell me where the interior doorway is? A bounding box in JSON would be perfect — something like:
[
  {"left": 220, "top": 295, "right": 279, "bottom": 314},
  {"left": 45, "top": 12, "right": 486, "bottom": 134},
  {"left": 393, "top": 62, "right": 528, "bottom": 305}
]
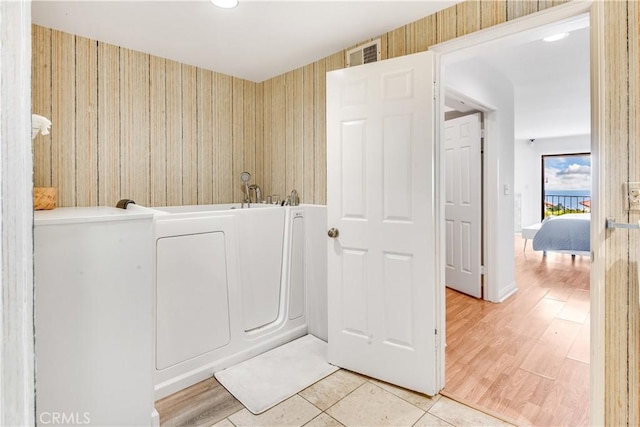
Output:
[
  {"left": 433, "top": 3, "right": 596, "bottom": 426},
  {"left": 444, "top": 108, "right": 484, "bottom": 299}
]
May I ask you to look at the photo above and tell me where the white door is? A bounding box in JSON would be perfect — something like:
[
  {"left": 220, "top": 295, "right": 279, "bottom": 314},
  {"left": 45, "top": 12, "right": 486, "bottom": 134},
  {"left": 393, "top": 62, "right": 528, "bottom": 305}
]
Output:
[
  {"left": 326, "top": 51, "right": 440, "bottom": 395},
  {"left": 444, "top": 113, "right": 482, "bottom": 298}
]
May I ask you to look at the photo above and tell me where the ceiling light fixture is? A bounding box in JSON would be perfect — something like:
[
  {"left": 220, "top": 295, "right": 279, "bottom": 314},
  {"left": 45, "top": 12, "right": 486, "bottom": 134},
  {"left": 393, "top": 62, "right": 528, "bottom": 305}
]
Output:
[
  {"left": 543, "top": 32, "right": 569, "bottom": 42},
  {"left": 210, "top": 0, "right": 238, "bottom": 9}
]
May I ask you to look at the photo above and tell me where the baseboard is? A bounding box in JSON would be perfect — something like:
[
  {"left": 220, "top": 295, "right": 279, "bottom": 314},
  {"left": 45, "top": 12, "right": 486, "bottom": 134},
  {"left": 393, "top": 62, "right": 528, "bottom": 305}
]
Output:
[
  {"left": 496, "top": 281, "right": 518, "bottom": 302},
  {"left": 440, "top": 390, "right": 520, "bottom": 426}
]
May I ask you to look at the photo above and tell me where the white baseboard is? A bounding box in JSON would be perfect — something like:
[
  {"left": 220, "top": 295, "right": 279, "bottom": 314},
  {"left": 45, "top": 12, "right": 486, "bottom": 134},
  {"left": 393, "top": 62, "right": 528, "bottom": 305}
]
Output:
[{"left": 496, "top": 282, "right": 518, "bottom": 302}]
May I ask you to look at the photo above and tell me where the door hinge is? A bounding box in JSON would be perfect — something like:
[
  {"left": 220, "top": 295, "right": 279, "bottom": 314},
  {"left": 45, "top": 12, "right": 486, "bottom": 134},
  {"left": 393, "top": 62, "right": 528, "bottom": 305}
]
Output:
[{"left": 480, "top": 265, "right": 485, "bottom": 275}]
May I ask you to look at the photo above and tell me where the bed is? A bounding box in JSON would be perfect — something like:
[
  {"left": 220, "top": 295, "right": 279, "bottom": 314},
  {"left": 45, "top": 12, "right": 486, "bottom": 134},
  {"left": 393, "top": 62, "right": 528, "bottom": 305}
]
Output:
[{"left": 532, "top": 213, "right": 590, "bottom": 256}]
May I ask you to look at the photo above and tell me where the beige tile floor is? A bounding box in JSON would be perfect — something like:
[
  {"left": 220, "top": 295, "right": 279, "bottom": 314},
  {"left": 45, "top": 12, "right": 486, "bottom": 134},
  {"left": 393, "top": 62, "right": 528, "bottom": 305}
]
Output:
[{"left": 212, "top": 369, "right": 514, "bottom": 427}]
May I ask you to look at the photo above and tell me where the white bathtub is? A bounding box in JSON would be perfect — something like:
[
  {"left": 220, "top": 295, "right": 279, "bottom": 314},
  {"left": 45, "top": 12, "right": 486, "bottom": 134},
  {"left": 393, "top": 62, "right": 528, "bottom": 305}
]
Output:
[{"left": 147, "top": 203, "right": 310, "bottom": 399}]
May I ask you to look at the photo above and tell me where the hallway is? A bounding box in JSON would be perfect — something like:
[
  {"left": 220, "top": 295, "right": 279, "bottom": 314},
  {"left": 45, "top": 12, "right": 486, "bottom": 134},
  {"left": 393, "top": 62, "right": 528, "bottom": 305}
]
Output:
[{"left": 444, "top": 234, "right": 590, "bottom": 426}]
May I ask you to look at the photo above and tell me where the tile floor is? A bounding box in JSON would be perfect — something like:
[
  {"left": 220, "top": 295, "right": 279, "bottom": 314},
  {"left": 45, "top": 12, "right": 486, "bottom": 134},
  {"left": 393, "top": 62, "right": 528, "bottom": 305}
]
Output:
[{"left": 212, "top": 369, "right": 514, "bottom": 427}]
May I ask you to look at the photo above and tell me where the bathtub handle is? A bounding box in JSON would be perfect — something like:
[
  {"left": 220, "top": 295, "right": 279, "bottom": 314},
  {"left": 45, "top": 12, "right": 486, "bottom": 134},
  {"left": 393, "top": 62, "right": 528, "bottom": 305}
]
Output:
[{"left": 328, "top": 228, "right": 339, "bottom": 238}]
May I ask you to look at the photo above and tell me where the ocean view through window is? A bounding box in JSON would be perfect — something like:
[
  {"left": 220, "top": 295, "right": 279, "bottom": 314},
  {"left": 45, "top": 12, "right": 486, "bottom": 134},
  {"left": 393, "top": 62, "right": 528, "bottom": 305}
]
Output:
[{"left": 542, "top": 153, "right": 591, "bottom": 218}]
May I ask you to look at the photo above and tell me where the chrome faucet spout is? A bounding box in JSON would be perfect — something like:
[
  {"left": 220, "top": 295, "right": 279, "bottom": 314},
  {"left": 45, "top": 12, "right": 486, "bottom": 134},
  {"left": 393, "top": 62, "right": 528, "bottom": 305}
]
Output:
[
  {"left": 249, "top": 184, "right": 262, "bottom": 204},
  {"left": 243, "top": 183, "right": 251, "bottom": 208}
]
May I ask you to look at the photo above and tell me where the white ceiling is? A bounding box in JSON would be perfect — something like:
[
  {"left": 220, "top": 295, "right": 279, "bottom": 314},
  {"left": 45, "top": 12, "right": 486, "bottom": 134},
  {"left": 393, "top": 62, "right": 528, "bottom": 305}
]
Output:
[
  {"left": 480, "top": 26, "right": 590, "bottom": 140},
  {"left": 31, "top": 1, "right": 590, "bottom": 140},
  {"left": 444, "top": 17, "right": 590, "bottom": 140},
  {"left": 32, "top": 0, "right": 462, "bottom": 83}
]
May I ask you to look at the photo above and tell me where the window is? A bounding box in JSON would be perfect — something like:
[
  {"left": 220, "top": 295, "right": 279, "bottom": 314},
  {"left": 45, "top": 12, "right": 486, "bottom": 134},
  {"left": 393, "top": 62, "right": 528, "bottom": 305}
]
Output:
[{"left": 541, "top": 153, "right": 591, "bottom": 219}]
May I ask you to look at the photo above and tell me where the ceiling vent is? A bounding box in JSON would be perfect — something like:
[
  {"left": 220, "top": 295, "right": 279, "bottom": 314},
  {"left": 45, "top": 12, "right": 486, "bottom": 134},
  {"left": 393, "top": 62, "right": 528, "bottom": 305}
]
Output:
[{"left": 346, "top": 39, "right": 381, "bottom": 67}]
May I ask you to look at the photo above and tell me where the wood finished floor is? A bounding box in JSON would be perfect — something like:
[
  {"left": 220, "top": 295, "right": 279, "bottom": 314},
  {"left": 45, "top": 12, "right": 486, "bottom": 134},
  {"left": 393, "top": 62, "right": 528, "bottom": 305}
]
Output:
[
  {"left": 444, "top": 234, "right": 590, "bottom": 426},
  {"left": 155, "top": 377, "right": 244, "bottom": 426}
]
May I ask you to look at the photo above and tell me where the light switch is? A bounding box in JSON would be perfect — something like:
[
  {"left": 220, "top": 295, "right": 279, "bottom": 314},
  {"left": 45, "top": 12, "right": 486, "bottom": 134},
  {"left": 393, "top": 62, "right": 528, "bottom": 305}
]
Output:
[{"left": 625, "top": 182, "right": 640, "bottom": 211}]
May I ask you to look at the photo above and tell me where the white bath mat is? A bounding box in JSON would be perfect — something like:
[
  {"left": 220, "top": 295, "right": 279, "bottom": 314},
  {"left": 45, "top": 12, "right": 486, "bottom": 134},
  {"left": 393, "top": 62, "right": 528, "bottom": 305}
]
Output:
[{"left": 214, "top": 334, "right": 338, "bottom": 414}]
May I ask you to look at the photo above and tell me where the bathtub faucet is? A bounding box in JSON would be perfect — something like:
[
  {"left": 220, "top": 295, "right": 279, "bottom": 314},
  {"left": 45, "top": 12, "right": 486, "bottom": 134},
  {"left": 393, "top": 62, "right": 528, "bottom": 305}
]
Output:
[
  {"left": 240, "top": 171, "right": 252, "bottom": 208},
  {"left": 249, "top": 184, "right": 262, "bottom": 204},
  {"left": 242, "top": 187, "right": 251, "bottom": 208}
]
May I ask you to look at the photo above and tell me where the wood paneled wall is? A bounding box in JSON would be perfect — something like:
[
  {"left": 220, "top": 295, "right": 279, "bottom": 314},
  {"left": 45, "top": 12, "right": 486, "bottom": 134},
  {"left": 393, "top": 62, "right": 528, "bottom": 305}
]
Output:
[
  {"left": 602, "top": 2, "right": 640, "bottom": 425},
  {"left": 257, "top": 1, "right": 638, "bottom": 425},
  {"left": 256, "top": 0, "right": 577, "bottom": 203},
  {"left": 32, "top": 25, "right": 258, "bottom": 207}
]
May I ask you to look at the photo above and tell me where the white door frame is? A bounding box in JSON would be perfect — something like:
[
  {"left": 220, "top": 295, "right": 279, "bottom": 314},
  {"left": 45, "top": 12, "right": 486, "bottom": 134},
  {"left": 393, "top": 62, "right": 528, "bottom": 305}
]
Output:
[{"left": 431, "top": 2, "right": 604, "bottom": 426}]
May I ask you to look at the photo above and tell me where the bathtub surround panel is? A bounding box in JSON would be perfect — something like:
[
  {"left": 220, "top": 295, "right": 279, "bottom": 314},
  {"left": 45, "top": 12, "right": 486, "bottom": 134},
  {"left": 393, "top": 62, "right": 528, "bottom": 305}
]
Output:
[
  {"left": 152, "top": 205, "right": 310, "bottom": 399},
  {"left": 32, "top": 26, "right": 259, "bottom": 208},
  {"left": 34, "top": 208, "right": 155, "bottom": 425},
  {"left": 304, "top": 205, "right": 329, "bottom": 342},
  {"left": 288, "top": 210, "right": 306, "bottom": 320},
  {"left": 237, "top": 207, "right": 286, "bottom": 332},
  {"left": 156, "top": 230, "right": 231, "bottom": 370}
]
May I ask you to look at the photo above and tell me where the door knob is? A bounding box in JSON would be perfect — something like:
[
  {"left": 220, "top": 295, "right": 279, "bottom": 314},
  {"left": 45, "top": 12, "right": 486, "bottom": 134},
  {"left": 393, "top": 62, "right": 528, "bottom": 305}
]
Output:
[{"left": 328, "top": 228, "right": 339, "bottom": 238}]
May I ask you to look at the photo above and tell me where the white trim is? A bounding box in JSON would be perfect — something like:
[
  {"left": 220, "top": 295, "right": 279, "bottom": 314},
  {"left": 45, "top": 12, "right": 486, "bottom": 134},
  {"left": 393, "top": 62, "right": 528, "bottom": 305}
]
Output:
[
  {"left": 442, "top": 87, "right": 498, "bottom": 303},
  {"left": 0, "top": 0, "right": 35, "bottom": 424},
  {"left": 432, "top": 2, "right": 603, "bottom": 425},
  {"left": 430, "top": 1, "right": 592, "bottom": 57},
  {"left": 496, "top": 282, "right": 518, "bottom": 303}
]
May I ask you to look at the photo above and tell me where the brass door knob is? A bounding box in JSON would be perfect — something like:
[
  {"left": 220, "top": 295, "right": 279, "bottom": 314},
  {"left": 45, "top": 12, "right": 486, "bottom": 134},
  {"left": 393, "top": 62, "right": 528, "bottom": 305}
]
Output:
[{"left": 328, "top": 228, "right": 339, "bottom": 238}]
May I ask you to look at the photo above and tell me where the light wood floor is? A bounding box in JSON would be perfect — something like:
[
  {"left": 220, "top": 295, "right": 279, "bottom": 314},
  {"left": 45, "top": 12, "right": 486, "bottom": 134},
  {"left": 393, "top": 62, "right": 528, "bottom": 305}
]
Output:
[
  {"left": 444, "top": 234, "right": 590, "bottom": 426},
  {"left": 155, "top": 377, "right": 244, "bottom": 426}
]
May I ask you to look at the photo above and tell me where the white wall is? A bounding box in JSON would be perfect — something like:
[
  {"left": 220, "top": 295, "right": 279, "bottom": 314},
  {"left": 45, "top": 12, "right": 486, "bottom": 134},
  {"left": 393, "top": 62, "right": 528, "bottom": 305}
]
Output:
[
  {"left": 304, "top": 205, "right": 328, "bottom": 342},
  {"left": 444, "top": 58, "right": 516, "bottom": 302},
  {"left": 514, "top": 134, "right": 590, "bottom": 231}
]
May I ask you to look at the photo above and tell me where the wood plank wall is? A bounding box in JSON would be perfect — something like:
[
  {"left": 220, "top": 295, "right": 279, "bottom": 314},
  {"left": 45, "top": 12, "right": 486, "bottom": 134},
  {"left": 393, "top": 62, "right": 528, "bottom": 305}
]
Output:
[
  {"left": 256, "top": 0, "right": 578, "bottom": 203},
  {"left": 257, "top": 0, "right": 638, "bottom": 425},
  {"left": 32, "top": 0, "right": 639, "bottom": 423},
  {"left": 32, "top": 25, "right": 258, "bottom": 208}
]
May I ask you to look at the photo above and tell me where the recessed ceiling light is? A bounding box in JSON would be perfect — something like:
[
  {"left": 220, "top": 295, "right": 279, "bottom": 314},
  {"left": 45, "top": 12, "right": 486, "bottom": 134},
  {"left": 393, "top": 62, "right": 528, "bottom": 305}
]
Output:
[
  {"left": 543, "top": 32, "right": 570, "bottom": 42},
  {"left": 211, "top": 0, "right": 238, "bottom": 9}
]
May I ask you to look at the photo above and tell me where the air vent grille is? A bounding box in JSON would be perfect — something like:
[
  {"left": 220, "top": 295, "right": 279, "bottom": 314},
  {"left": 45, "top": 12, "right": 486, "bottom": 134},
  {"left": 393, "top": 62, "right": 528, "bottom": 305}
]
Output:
[{"left": 346, "top": 39, "right": 381, "bottom": 67}]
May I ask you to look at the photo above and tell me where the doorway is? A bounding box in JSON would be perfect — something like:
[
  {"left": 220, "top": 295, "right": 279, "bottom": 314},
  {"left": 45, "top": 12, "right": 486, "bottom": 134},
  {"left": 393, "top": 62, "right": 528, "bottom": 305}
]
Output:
[
  {"left": 443, "top": 91, "right": 486, "bottom": 300},
  {"left": 432, "top": 3, "right": 598, "bottom": 426}
]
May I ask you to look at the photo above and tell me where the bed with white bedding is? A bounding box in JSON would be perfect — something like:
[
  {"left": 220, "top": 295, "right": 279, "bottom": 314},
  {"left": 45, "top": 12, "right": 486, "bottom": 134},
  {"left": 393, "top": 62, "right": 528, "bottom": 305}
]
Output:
[{"left": 532, "top": 213, "right": 590, "bottom": 256}]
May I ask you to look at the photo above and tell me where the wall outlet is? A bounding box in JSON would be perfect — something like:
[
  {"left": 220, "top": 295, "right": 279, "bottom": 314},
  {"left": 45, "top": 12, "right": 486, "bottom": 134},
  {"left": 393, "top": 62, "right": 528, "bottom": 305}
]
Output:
[{"left": 626, "top": 182, "right": 640, "bottom": 211}]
